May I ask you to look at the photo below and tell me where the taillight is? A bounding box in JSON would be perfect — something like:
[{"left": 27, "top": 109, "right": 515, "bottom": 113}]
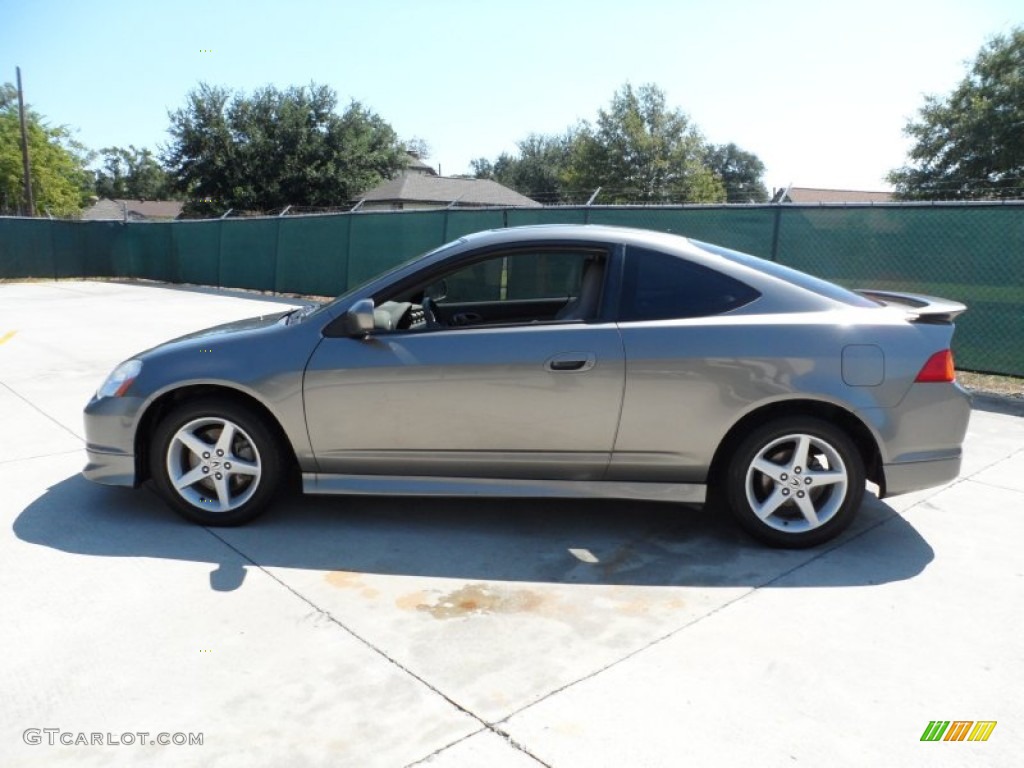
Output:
[{"left": 915, "top": 349, "right": 955, "bottom": 383}]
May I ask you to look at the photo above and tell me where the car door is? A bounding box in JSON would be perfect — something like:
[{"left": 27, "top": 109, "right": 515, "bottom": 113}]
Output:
[
  {"left": 610, "top": 245, "right": 764, "bottom": 483},
  {"left": 303, "top": 247, "right": 626, "bottom": 480}
]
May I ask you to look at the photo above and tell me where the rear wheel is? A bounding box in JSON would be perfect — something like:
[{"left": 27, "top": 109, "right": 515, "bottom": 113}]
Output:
[
  {"left": 725, "top": 417, "right": 864, "bottom": 548},
  {"left": 150, "top": 398, "right": 283, "bottom": 526}
]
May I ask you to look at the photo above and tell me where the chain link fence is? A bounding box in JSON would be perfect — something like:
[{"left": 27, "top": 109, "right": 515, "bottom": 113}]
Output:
[{"left": 1, "top": 202, "right": 1021, "bottom": 375}]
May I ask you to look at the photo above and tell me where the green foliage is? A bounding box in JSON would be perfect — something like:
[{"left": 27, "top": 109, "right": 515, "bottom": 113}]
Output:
[
  {"left": 475, "top": 84, "right": 763, "bottom": 204},
  {"left": 889, "top": 27, "right": 1024, "bottom": 200},
  {"left": 163, "top": 82, "right": 407, "bottom": 214},
  {"left": 566, "top": 84, "right": 724, "bottom": 203},
  {"left": 404, "top": 137, "right": 431, "bottom": 159},
  {"left": 0, "top": 83, "right": 93, "bottom": 217},
  {"left": 473, "top": 132, "right": 576, "bottom": 203},
  {"left": 95, "top": 145, "right": 174, "bottom": 200},
  {"left": 706, "top": 143, "right": 769, "bottom": 203}
]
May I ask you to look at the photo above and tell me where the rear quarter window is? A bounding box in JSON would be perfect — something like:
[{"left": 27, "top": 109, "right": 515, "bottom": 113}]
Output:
[
  {"left": 692, "top": 239, "right": 879, "bottom": 308},
  {"left": 620, "top": 247, "right": 761, "bottom": 321}
]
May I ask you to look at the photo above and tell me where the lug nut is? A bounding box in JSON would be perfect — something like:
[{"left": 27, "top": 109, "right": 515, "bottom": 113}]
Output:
[
  {"left": 202, "top": 466, "right": 209, "bottom": 474},
  {"left": 797, "top": 491, "right": 805, "bottom": 498},
  {"left": 224, "top": 462, "right": 232, "bottom": 470},
  {"left": 780, "top": 473, "right": 788, "bottom": 481},
  {"left": 216, "top": 449, "right": 224, "bottom": 457},
  {"left": 203, "top": 452, "right": 210, "bottom": 459},
  {"left": 805, "top": 477, "right": 812, "bottom": 485},
  {"left": 794, "top": 466, "right": 802, "bottom": 474},
  {"left": 782, "top": 488, "right": 790, "bottom": 496},
  {"left": 215, "top": 472, "right": 222, "bottom": 480}
]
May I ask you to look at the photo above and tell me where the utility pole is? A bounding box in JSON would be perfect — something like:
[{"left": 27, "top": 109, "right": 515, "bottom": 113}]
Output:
[{"left": 16, "top": 67, "right": 35, "bottom": 217}]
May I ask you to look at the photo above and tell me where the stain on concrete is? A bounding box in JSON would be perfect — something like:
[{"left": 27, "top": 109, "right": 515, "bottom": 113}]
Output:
[
  {"left": 395, "top": 590, "right": 432, "bottom": 611},
  {"left": 604, "top": 587, "right": 686, "bottom": 617},
  {"left": 397, "top": 581, "right": 686, "bottom": 621},
  {"left": 324, "top": 570, "right": 379, "bottom": 599},
  {"left": 325, "top": 571, "right": 362, "bottom": 589},
  {"left": 405, "top": 583, "right": 545, "bottom": 619}
]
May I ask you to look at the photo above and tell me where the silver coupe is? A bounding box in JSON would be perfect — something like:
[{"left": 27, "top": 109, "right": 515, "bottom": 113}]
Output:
[{"left": 83, "top": 225, "right": 971, "bottom": 547}]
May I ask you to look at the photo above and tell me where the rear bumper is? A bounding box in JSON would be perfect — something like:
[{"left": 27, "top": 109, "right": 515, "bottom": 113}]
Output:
[
  {"left": 881, "top": 454, "right": 962, "bottom": 497},
  {"left": 866, "top": 381, "right": 971, "bottom": 497}
]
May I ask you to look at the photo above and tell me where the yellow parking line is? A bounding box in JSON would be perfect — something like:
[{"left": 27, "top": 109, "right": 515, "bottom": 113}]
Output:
[{"left": 0, "top": 331, "right": 16, "bottom": 345}]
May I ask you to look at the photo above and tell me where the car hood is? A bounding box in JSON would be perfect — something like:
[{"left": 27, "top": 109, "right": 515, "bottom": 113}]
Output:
[{"left": 135, "top": 311, "right": 291, "bottom": 359}]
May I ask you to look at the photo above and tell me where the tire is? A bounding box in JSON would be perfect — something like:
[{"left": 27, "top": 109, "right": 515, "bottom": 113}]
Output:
[
  {"left": 724, "top": 417, "right": 865, "bottom": 548},
  {"left": 149, "top": 398, "right": 284, "bottom": 526}
]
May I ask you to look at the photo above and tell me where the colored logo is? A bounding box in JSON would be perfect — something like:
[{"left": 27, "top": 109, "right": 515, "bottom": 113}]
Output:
[{"left": 921, "top": 720, "right": 997, "bottom": 742}]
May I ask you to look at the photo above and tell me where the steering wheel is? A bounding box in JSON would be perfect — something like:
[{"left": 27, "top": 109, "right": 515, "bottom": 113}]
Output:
[{"left": 422, "top": 297, "right": 440, "bottom": 329}]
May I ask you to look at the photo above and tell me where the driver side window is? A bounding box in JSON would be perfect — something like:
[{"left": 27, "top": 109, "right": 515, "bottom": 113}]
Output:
[{"left": 388, "top": 248, "right": 606, "bottom": 330}]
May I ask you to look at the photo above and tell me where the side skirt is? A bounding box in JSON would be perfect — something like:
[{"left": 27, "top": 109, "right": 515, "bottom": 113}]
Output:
[{"left": 302, "top": 473, "right": 706, "bottom": 504}]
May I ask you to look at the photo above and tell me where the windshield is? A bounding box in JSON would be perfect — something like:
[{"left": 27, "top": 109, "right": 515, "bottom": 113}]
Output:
[
  {"left": 692, "top": 240, "right": 880, "bottom": 308},
  {"left": 303, "top": 238, "right": 467, "bottom": 318},
  {"left": 283, "top": 303, "right": 321, "bottom": 325}
]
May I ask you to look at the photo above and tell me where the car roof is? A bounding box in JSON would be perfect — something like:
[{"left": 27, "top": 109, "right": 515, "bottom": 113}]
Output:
[
  {"left": 460, "top": 223, "right": 692, "bottom": 249},
  {"left": 455, "top": 224, "right": 873, "bottom": 312}
]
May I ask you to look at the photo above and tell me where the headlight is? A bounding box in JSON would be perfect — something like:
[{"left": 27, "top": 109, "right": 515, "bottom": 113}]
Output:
[{"left": 97, "top": 360, "right": 142, "bottom": 398}]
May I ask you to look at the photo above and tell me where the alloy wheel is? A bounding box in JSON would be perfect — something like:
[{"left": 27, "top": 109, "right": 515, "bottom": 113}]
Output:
[
  {"left": 165, "top": 417, "right": 262, "bottom": 513},
  {"left": 743, "top": 432, "right": 849, "bottom": 533}
]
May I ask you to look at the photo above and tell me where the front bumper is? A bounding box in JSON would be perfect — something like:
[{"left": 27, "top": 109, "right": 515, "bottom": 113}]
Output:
[
  {"left": 83, "top": 448, "right": 137, "bottom": 487},
  {"left": 82, "top": 394, "right": 144, "bottom": 487}
]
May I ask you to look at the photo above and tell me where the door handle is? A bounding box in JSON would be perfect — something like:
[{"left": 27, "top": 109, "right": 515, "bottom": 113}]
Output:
[{"left": 545, "top": 353, "right": 596, "bottom": 372}]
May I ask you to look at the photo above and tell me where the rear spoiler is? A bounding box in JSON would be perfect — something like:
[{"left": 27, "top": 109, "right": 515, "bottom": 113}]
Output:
[{"left": 855, "top": 290, "right": 967, "bottom": 324}]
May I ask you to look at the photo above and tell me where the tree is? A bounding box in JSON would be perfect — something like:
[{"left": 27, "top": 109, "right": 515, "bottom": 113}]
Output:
[
  {"left": 473, "top": 84, "right": 753, "bottom": 204},
  {"left": 473, "top": 132, "right": 576, "bottom": 203},
  {"left": 404, "top": 137, "right": 431, "bottom": 159},
  {"left": 163, "top": 82, "right": 406, "bottom": 215},
  {"left": 94, "top": 145, "right": 174, "bottom": 200},
  {"left": 888, "top": 27, "right": 1024, "bottom": 200},
  {"left": 564, "top": 84, "right": 725, "bottom": 203},
  {"left": 0, "top": 83, "right": 93, "bottom": 217},
  {"left": 706, "top": 143, "right": 769, "bottom": 203}
]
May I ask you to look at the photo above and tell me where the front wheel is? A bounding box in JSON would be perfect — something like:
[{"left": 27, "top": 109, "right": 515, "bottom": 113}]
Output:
[
  {"left": 150, "top": 398, "right": 284, "bottom": 526},
  {"left": 725, "top": 417, "right": 865, "bottom": 548}
]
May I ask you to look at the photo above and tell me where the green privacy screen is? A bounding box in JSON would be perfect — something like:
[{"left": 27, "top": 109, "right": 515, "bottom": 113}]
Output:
[
  {"left": 775, "top": 205, "right": 1024, "bottom": 378},
  {"left": 1, "top": 203, "right": 1021, "bottom": 375}
]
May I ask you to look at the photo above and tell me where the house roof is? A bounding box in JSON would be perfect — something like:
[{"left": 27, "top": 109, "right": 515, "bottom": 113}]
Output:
[
  {"left": 774, "top": 187, "right": 894, "bottom": 204},
  {"left": 357, "top": 174, "right": 542, "bottom": 208},
  {"left": 82, "top": 198, "right": 184, "bottom": 220},
  {"left": 404, "top": 154, "right": 437, "bottom": 175}
]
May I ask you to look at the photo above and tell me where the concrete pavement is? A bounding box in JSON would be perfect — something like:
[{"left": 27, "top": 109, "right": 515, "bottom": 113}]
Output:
[{"left": 1, "top": 280, "right": 1020, "bottom": 767}]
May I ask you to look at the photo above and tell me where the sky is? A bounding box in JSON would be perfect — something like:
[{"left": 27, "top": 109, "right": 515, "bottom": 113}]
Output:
[{"left": 3, "top": 0, "right": 1021, "bottom": 194}]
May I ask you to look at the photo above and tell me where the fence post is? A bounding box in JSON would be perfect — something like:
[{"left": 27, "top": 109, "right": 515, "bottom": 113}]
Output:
[
  {"left": 769, "top": 205, "right": 782, "bottom": 262},
  {"left": 273, "top": 216, "right": 283, "bottom": 292},
  {"left": 49, "top": 218, "right": 58, "bottom": 280},
  {"left": 344, "top": 213, "right": 355, "bottom": 292}
]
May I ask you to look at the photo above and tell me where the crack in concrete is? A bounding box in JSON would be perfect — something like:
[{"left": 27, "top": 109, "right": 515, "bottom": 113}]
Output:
[
  {"left": 200, "top": 526, "right": 553, "bottom": 768},
  {"left": 0, "top": 380, "right": 85, "bottom": 442},
  {"left": 191, "top": 436, "right": 1021, "bottom": 766},
  {"left": 0, "top": 448, "right": 84, "bottom": 466}
]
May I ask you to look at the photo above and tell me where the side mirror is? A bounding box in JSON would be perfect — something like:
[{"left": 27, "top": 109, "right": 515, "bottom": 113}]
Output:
[{"left": 342, "top": 299, "right": 375, "bottom": 336}]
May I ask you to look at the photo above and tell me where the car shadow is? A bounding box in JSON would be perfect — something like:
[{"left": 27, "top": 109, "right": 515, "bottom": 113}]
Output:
[{"left": 13, "top": 474, "right": 934, "bottom": 592}]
